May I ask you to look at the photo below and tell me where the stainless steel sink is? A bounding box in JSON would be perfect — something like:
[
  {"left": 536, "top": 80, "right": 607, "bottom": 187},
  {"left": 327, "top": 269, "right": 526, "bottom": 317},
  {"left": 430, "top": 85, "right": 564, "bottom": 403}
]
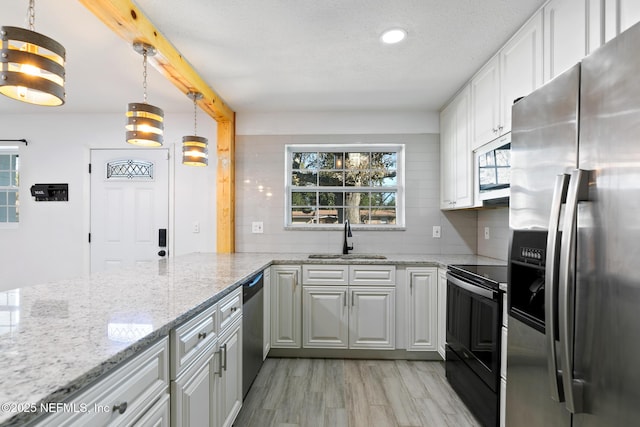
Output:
[{"left": 307, "top": 254, "right": 387, "bottom": 260}]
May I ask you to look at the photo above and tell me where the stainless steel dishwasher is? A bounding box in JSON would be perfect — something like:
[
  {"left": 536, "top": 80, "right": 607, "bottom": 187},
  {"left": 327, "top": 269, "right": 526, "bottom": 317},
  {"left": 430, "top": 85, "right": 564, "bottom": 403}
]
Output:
[{"left": 242, "top": 271, "right": 264, "bottom": 398}]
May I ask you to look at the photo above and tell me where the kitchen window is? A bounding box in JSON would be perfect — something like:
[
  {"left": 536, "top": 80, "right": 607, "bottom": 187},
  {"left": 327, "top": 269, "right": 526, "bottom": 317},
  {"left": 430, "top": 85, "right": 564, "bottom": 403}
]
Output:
[
  {"left": 0, "top": 146, "right": 19, "bottom": 225},
  {"left": 285, "top": 144, "right": 404, "bottom": 228}
]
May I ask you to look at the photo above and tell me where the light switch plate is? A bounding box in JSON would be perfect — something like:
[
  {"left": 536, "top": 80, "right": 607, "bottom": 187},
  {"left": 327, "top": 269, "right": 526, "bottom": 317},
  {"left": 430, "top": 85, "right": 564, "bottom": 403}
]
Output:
[
  {"left": 432, "top": 225, "right": 441, "bottom": 238},
  {"left": 252, "top": 221, "right": 264, "bottom": 234},
  {"left": 484, "top": 227, "right": 490, "bottom": 240}
]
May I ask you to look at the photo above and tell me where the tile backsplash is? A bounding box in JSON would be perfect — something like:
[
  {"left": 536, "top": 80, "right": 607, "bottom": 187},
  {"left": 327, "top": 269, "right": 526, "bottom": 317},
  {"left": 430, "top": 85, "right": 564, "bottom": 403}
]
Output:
[
  {"left": 236, "top": 133, "right": 479, "bottom": 255},
  {"left": 477, "top": 207, "right": 509, "bottom": 261}
]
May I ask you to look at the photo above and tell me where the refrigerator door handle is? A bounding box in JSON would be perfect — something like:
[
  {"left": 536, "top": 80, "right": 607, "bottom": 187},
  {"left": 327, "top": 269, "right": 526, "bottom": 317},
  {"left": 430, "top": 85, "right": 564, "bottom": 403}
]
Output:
[
  {"left": 545, "top": 173, "right": 570, "bottom": 402},
  {"left": 558, "top": 169, "right": 589, "bottom": 414}
]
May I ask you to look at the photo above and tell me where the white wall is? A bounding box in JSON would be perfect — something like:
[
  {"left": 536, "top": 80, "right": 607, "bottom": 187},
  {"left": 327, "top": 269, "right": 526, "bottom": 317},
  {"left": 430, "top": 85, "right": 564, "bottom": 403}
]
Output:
[
  {"left": 0, "top": 113, "right": 217, "bottom": 291},
  {"left": 235, "top": 110, "right": 478, "bottom": 255}
]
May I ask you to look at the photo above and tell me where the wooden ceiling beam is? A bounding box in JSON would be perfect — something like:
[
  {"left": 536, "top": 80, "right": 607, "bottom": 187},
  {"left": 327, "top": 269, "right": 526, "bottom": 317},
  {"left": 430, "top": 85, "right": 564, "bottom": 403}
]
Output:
[{"left": 77, "top": 0, "right": 234, "bottom": 123}]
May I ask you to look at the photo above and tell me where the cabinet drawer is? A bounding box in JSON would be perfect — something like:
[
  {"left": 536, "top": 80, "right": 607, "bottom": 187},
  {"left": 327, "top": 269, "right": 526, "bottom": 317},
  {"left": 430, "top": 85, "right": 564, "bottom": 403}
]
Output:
[
  {"left": 171, "top": 303, "right": 218, "bottom": 379},
  {"left": 302, "top": 264, "right": 348, "bottom": 285},
  {"left": 41, "top": 338, "right": 169, "bottom": 427},
  {"left": 349, "top": 265, "right": 396, "bottom": 285},
  {"left": 219, "top": 287, "right": 242, "bottom": 332}
]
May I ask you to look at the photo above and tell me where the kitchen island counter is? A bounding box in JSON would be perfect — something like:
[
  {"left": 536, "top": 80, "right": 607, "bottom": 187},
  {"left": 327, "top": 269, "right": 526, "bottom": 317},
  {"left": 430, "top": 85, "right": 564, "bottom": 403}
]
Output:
[{"left": 0, "top": 252, "right": 502, "bottom": 426}]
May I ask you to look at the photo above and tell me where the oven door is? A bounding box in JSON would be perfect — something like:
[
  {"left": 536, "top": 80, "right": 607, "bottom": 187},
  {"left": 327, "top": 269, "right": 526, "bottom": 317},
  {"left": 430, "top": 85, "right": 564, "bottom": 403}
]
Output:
[{"left": 446, "top": 271, "right": 501, "bottom": 391}]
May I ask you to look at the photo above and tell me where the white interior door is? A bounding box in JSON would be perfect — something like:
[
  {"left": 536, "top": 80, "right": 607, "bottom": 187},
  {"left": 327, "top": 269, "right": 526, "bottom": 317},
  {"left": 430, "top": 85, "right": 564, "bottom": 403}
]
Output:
[{"left": 90, "top": 149, "right": 169, "bottom": 273}]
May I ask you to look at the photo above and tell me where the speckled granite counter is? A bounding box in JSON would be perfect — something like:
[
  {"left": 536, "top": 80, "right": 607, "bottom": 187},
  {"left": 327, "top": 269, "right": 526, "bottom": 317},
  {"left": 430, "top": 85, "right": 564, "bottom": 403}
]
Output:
[{"left": 0, "top": 252, "right": 503, "bottom": 426}]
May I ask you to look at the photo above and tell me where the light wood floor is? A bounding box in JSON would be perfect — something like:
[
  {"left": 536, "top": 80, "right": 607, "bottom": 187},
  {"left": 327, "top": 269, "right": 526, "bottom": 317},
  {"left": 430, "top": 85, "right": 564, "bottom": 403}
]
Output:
[{"left": 234, "top": 358, "right": 481, "bottom": 427}]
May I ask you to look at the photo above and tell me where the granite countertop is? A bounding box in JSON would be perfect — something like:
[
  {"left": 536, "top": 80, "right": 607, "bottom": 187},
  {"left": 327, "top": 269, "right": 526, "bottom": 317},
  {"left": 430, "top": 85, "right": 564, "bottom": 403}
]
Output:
[{"left": 0, "top": 252, "right": 504, "bottom": 426}]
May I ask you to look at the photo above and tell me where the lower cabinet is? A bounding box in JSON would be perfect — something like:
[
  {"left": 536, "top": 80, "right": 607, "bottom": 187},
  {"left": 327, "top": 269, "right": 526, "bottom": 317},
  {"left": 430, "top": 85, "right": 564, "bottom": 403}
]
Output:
[
  {"left": 437, "top": 268, "right": 448, "bottom": 359},
  {"left": 406, "top": 267, "right": 438, "bottom": 352},
  {"left": 302, "top": 285, "right": 396, "bottom": 349},
  {"left": 270, "top": 265, "right": 302, "bottom": 348},
  {"left": 218, "top": 319, "right": 242, "bottom": 427}
]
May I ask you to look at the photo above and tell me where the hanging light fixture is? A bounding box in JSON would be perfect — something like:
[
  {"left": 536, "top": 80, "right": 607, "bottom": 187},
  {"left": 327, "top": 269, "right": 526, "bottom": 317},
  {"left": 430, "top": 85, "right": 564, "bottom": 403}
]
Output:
[
  {"left": 126, "top": 42, "right": 164, "bottom": 147},
  {"left": 0, "top": 0, "right": 66, "bottom": 106},
  {"left": 182, "top": 91, "right": 208, "bottom": 166}
]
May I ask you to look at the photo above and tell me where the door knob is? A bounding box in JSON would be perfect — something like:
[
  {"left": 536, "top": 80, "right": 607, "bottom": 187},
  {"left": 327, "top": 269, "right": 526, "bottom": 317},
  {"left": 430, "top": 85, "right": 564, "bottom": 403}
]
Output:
[{"left": 158, "top": 250, "right": 166, "bottom": 257}]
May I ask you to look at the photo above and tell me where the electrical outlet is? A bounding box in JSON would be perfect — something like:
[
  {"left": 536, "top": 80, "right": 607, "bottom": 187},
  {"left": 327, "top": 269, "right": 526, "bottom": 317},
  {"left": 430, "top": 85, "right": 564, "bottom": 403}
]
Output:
[
  {"left": 252, "top": 221, "right": 264, "bottom": 234},
  {"left": 484, "top": 226, "right": 490, "bottom": 240},
  {"left": 432, "top": 225, "right": 441, "bottom": 238},
  {"left": 192, "top": 222, "right": 200, "bottom": 233}
]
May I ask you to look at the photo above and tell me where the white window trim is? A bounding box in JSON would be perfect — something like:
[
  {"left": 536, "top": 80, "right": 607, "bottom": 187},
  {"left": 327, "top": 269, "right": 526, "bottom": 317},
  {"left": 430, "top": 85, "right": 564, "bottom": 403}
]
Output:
[
  {"left": 284, "top": 143, "right": 405, "bottom": 230},
  {"left": 0, "top": 145, "right": 19, "bottom": 229}
]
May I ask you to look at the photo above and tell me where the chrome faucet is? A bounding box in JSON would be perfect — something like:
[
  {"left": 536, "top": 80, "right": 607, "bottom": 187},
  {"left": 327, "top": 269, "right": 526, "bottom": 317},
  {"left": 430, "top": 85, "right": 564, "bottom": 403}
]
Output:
[{"left": 343, "top": 220, "right": 354, "bottom": 254}]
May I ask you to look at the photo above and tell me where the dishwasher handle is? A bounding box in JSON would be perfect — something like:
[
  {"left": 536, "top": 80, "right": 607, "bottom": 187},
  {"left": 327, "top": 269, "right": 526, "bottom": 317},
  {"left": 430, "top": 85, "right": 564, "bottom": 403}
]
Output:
[{"left": 243, "top": 272, "right": 264, "bottom": 302}]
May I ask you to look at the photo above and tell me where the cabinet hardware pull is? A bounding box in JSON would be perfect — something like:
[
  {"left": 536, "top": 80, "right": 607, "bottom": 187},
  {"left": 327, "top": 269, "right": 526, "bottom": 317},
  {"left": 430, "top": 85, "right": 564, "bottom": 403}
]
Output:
[
  {"left": 198, "top": 332, "right": 207, "bottom": 340},
  {"left": 217, "top": 349, "right": 223, "bottom": 377},
  {"left": 113, "top": 402, "right": 128, "bottom": 415},
  {"left": 222, "top": 343, "right": 228, "bottom": 371}
]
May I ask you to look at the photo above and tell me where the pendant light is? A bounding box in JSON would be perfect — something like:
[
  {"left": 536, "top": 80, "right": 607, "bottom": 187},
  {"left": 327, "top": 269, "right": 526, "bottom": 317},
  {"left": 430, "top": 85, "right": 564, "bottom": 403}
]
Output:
[
  {"left": 126, "top": 42, "right": 164, "bottom": 147},
  {"left": 182, "top": 91, "right": 208, "bottom": 166},
  {"left": 0, "top": 0, "right": 66, "bottom": 106}
]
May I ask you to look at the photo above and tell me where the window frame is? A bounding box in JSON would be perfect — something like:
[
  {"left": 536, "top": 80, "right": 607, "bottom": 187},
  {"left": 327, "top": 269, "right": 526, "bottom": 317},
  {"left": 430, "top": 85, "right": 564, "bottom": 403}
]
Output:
[
  {"left": 284, "top": 144, "right": 405, "bottom": 229},
  {"left": 0, "top": 145, "right": 20, "bottom": 228}
]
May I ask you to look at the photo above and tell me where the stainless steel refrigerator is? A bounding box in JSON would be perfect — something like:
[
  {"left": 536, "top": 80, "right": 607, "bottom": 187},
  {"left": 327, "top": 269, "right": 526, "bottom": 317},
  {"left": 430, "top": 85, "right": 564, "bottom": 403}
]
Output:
[{"left": 506, "top": 20, "right": 640, "bottom": 427}]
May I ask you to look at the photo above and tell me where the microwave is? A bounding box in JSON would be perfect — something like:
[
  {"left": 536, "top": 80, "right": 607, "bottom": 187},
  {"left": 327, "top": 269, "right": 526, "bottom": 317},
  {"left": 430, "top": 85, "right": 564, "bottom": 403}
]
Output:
[{"left": 474, "top": 134, "right": 511, "bottom": 205}]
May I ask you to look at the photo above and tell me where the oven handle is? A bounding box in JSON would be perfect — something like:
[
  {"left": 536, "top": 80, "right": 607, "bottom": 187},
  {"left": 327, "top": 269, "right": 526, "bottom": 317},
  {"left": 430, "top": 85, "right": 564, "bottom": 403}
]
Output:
[
  {"left": 446, "top": 272, "right": 495, "bottom": 299},
  {"left": 545, "top": 173, "right": 570, "bottom": 403},
  {"left": 558, "top": 169, "right": 588, "bottom": 414}
]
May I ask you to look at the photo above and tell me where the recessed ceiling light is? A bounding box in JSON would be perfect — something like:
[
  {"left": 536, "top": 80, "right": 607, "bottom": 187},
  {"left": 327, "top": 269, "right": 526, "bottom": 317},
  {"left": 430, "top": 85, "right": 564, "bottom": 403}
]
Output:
[{"left": 380, "top": 28, "right": 407, "bottom": 44}]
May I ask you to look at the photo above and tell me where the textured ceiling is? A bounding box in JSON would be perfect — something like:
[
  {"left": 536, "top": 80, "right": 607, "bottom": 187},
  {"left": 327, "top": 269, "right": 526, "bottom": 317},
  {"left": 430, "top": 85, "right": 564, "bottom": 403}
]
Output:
[{"left": 0, "top": 0, "right": 546, "bottom": 115}]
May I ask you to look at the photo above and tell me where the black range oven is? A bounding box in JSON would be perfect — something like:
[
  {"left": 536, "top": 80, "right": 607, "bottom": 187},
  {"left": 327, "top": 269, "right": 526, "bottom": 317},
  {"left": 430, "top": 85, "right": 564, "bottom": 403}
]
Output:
[{"left": 445, "top": 264, "right": 506, "bottom": 427}]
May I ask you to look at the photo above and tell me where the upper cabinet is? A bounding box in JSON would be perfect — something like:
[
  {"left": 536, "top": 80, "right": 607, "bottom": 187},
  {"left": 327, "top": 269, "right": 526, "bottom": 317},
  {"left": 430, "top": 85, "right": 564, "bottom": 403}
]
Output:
[
  {"left": 543, "top": 0, "right": 588, "bottom": 82},
  {"left": 471, "top": 12, "right": 543, "bottom": 149},
  {"left": 605, "top": 0, "right": 640, "bottom": 43},
  {"left": 440, "top": 84, "right": 473, "bottom": 210}
]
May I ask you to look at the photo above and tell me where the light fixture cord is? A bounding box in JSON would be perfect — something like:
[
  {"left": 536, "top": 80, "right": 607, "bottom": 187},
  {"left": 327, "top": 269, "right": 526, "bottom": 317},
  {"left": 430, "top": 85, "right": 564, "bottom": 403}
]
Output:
[
  {"left": 193, "top": 96, "right": 198, "bottom": 136},
  {"left": 27, "top": 0, "right": 35, "bottom": 31},
  {"left": 142, "top": 48, "right": 148, "bottom": 103}
]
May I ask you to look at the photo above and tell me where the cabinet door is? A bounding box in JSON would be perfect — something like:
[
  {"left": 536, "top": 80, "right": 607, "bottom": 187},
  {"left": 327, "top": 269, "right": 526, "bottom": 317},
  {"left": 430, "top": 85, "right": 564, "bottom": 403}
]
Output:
[
  {"left": 544, "top": 0, "right": 588, "bottom": 82},
  {"left": 440, "top": 101, "right": 456, "bottom": 209},
  {"left": 605, "top": 0, "right": 640, "bottom": 41},
  {"left": 218, "top": 320, "right": 242, "bottom": 427},
  {"left": 302, "top": 286, "right": 348, "bottom": 348},
  {"left": 270, "top": 265, "right": 302, "bottom": 348},
  {"left": 406, "top": 268, "right": 438, "bottom": 352},
  {"left": 500, "top": 12, "right": 543, "bottom": 135},
  {"left": 349, "top": 287, "right": 395, "bottom": 349},
  {"left": 471, "top": 56, "right": 500, "bottom": 148},
  {"left": 453, "top": 86, "right": 473, "bottom": 208},
  {"left": 437, "top": 269, "right": 448, "bottom": 359},
  {"left": 171, "top": 348, "right": 218, "bottom": 427},
  {"left": 263, "top": 268, "right": 271, "bottom": 359},
  {"left": 133, "top": 393, "right": 170, "bottom": 427}
]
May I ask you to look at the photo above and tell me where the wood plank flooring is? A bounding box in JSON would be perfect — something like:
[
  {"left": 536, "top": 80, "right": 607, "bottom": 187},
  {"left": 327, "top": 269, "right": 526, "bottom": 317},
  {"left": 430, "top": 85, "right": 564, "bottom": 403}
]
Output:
[{"left": 234, "top": 358, "right": 480, "bottom": 427}]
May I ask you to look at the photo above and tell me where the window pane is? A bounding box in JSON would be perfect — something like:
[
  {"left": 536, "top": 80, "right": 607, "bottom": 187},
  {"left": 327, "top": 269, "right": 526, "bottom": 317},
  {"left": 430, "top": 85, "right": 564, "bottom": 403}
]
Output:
[
  {"left": 0, "top": 172, "right": 9, "bottom": 186},
  {"left": 371, "top": 169, "right": 397, "bottom": 187},
  {"left": 318, "top": 171, "right": 344, "bottom": 187},
  {"left": 292, "top": 152, "right": 318, "bottom": 170},
  {"left": 371, "top": 192, "right": 396, "bottom": 207},
  {"left": 291, "top": 191, "right": 316, "bottom": 206},
  {"left": 345, "top": 152, "right": 369, "bottom": 169},
  {"left": 7, "top": 191, "right": 17, "bottom": 205},
  {"left": 0, "top": 155, "right": 9, "bottom": 170},
  {"left": 0, "top": 207, "right": 6, "bottom": 222},
  {"left": 497, "top": 168, "right": 510, "bottom": 185},
  {"left": 0, "top": 191, "right": 6, "bottom": 205},
  {"left": 317, "top": 152, "right": 343, "bottom": 169},
  {"left": 318, "top": 208, "right": 340, "bottom": 224},
  {"left": 291, "top": 207, "right": 316, "bottom": 224},
  {"left": 345, "top": 170, "right": 370, "bottom": 186},
  {"left": 371, "top": 207, "right": 396, "bottom": 224},
  {"left": 8, "top": 207, "right": 17, "bottom": 222},
  {"left": 371, "top": 152, "right": 397, "bottom": 169},
  {"left": 319, "top": 192, "right": 344, "bottom": 207},
  {"left": 292, "top": 170, "right": 317, "bottom": 187}
]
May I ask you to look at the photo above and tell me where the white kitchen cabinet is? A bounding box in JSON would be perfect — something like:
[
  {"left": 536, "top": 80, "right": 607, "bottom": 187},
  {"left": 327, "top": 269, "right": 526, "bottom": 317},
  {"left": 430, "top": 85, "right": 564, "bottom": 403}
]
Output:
[
  {"left": 171, "top": 343, "right": 219, "bottom": 427},
  {"left": 41, "top": 338, "right": 170, "bottom": 427},
  {"left": 471, "top": 12, "right": 543, "bottom": 148},
  {"left": 302, "top": 286, "right": 349, "bottom": 348},
  {"left": 349, "top": 287, "right": 396, "bottom": 349},
  {"left": 544, "top": 0, "right": 589, "bottom": 82},
  {"left": 301, "top": 264, "right": 396, "bottom": 350},
  {"left": 218, "top": 318, "right": 243, "bottom": 427},
  {"left": 437, "top": 268, "right": 447, "bottom": 359},
  {"left": 132, "top": 393, "right": 170, "bottom": 426},
  {"left": 406, "top": 268, "right": 438, "bottom": 352},
  {"left": 263, "top": 267, "right": 271, "bottom": 359},
  {"left": 440, "top": 84, "right": 473, "bottom": 209},
  {"left": 270, "top": 265, "right": 302, "bottom": 348},
  {"left": 605, "top": 0, "right": 640, "bottom": 42}
]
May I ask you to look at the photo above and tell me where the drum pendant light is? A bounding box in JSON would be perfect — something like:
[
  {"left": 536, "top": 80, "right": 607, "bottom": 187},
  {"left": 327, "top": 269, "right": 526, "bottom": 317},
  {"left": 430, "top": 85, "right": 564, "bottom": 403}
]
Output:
[
  {"left": 126, "top": 42, "right": 164, "bottom": 147},
  {"left": 0, "top": 0, "right": 66, "bottom": 106},
  {"left": 182, "top": 91, "right": 208, "bottom": 166}
]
